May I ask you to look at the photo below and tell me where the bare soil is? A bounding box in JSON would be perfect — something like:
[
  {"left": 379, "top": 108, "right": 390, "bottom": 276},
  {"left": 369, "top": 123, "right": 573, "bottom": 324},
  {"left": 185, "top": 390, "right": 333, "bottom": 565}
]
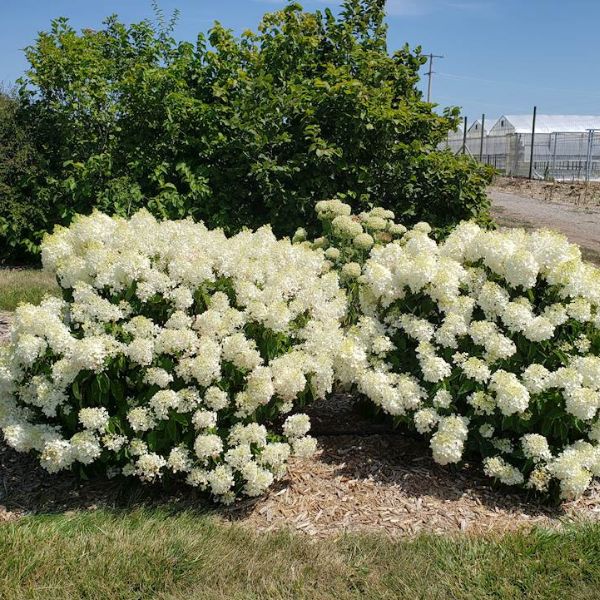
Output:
[
  {"left": 490, "top": 188, "right": 600, "bottom": 265},
  {"left": 492, "top": 176, "right": 600, "bottom": 207}
]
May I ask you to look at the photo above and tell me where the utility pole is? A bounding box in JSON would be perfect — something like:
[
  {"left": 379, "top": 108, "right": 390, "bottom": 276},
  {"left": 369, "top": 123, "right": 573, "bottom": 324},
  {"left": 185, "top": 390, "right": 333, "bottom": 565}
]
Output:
[{"left": 426, "top": 53, "right": 444, "bottom": 103}]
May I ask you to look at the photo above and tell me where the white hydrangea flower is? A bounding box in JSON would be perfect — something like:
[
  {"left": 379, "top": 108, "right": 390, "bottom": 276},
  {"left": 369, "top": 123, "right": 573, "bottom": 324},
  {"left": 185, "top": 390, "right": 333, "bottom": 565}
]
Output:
[
  {"left": 483, "top": 456, "right": 524, "bottom": 486},
  {"left": 461, "top": 357, "right": 491, "bottom": 384},
  {"left": 127, "top": 407, "right": 155, "bottom": 432},
  {"left": 206, "top": 464, "right": 235, "bottom": 497},
  {"left": 564, "top": 387, "right": 599, "bottom": 421},
  {"left": 291, "top": 435, "right": 318, "bottom": 458},
  {"left": 203, "top": 387, "right": 229, "bottom": 411},
  {"left": 479, "top": 424, "right": 494, "bottom": 439},
  {"left": 102, "top": 433, "right": 128, "bottom": 452},
  {"left": 283, "top": 414, "right": 311, "bottom": 439},
  {"left": 414, "top": 408, "right": 439, "bottom": 434},
  {"left": 70, "top": 431, "right": 102, "bottom": 464},
  {"left": 40, "top": 439, "right": 74, "bottom": 473},
  {"left": 167, "top": 446, "right": 192, "bottom": 473},
  {"left": 228, "top": 423, "right": 268, "bottom": 447},
  {"left": 78, "top": 407, "right": 110, "bottom": 432},
  {"left": 135, "top": 452, "right": 167, "bottom": 482},
  {"left": 432, "top": 389, "right": 452, "bottom": 409},
  {"left": 489, "top": 370, "right": 530, "bottom": 416},
  {"left": 144, "top": 367, "right": 174, "bottom": 388},
  {"left": 192, "top": 409, "right": 218, "bottom": 430},
  {"left": 259, "top": 442, "right": 291, "bottom": 476},
  {"left": 341, "top": 262, "right": 362, "bottom": 279},
  {"left": 527, "top": 467, "right": 551, "bottom": 492},
  {"left": 547, "top": 446, "right": 593, "bottom": 499},
  {"left": 521, "top": 434, "right": 552, "bottom": 462},
  {"left": 332, "top": 215, "right": 363, "bottom": 239},
  {"left": 521, "top": 364, "right": 551, "bottom": 394},
  {"left": 149, "top": 390, "right": 181, "bottom": 420},
  {"left": 430, "top": 415, "right": 469, "bottom": 465},
  {"left": 353, "top": 233, "right": 374, "bottom": 250},
  {"left": 194, "top": 434, "right": 223, "bottom": 460},
  {"left": 224, "top": 444, "right": 253, "bottom": 470},
  {"left": 240, "top": 461, "right": 274, "bottom": 497},
  {"left": 325, "top": 247, "right": 341, "bottom": 260}
]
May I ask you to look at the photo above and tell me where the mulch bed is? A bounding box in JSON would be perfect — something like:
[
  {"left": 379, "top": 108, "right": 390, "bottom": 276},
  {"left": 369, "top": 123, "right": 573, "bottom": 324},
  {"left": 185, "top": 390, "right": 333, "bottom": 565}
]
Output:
[
  {"left": 1, "top": 313, "right": 599, "bottom": 537},
  {"left": 1, "top": 393, "right": 599, "bottom": 537}
]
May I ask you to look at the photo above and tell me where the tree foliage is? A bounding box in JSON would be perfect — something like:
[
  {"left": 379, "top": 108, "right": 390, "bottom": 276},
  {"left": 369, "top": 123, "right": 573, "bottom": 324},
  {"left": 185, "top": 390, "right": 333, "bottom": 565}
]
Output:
[
  {"left": 0, "top": 87, "right": 43, "bottom": 260},
  {"left": 2, "top": 0, "right": 492, "bottom": 262}
]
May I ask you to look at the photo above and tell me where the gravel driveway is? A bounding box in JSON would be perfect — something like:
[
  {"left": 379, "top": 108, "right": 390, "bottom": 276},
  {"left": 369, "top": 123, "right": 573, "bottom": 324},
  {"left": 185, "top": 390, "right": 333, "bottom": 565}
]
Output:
[{"left": 490, "top": 188, "right": 600, "bottom": 264}]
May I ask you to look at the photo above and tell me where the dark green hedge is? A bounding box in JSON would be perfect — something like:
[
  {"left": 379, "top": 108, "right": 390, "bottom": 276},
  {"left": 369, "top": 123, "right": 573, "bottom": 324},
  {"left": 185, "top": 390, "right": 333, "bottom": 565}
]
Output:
[{"left": 1, "top": 0, "right": 492, "bottom": 262}]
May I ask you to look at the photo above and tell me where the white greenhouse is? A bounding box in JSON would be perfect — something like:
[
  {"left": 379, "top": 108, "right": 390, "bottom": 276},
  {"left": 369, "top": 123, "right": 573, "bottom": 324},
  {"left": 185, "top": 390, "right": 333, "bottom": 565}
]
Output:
[{"left": 441, "top": 114, "right": 600, "bottom": 181}]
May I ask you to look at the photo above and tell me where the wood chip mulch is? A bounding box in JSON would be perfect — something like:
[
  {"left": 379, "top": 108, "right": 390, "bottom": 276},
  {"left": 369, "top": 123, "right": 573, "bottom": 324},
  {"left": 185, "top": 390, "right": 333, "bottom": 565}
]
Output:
[
  {"left": 222, "top": 434, "right": 600, "bottom": 538},
  {"left": 0, "top": 312, "right": 11, "bottom": 345},
  {"left": 1, "top": 312, "right": 599, "bottom": 537}
]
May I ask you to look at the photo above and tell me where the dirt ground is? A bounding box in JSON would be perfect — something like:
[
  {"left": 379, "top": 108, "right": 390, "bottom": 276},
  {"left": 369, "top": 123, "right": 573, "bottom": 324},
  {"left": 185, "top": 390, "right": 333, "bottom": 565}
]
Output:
[
  {"left": 492, "top": 176, "right": 600, "bottom": 207},
  {"left": 490, "top": 187, "right": 600, "bottom": 265}
]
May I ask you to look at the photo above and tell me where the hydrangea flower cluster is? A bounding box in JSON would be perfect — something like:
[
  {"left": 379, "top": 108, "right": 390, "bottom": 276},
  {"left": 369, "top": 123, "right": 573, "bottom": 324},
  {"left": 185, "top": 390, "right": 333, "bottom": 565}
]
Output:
[
  {"left": 295, "top": 201, "right": 407, "bottom": 324},
  {"left": 0, "top": 210, "right": 345, "bottom": 503},
  {"left": 307, "top": 201, "right": 600, "bottom": 500}
]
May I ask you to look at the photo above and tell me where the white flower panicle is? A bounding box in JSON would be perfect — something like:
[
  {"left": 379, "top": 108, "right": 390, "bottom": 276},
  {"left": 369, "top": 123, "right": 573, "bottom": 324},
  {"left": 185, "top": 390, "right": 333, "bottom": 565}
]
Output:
[
  {"left": 1, "top": 209, "right": 346, "bottom": 503},
  {"left": 313, "top": 201, "right": 600, "bottom": 500}
]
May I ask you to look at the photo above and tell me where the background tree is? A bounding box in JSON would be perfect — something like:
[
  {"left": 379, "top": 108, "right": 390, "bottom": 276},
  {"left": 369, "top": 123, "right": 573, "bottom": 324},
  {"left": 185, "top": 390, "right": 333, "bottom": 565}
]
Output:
[
  {"left": 4, "top": 0, "right": 493, "bottom": 262},
  {"left": 0, "top": 86, "right": 42, "bottom": 261}
]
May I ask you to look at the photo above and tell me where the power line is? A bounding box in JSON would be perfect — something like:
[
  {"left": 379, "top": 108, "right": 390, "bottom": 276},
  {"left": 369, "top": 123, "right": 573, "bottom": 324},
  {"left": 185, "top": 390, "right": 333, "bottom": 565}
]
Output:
[
  {"left": 437, "top": 71, "right": 600, "bottom": 98},
  {"left": 425, "top": 53, "right": 444, "bottom": 103}
]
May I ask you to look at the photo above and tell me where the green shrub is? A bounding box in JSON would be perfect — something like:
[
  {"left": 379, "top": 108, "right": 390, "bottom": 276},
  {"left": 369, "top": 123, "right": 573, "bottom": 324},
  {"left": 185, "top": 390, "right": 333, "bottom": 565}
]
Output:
[
  {"left": 303, "top": 200, "right": 600, "bottom": 501},
  {"left": 0, "top": 210, "right": 345, "bottom": 502},
  {"left": 8, "top": 0, "right": 492, "bottom": 262},
  {"left": 0, "top": 88, "right": 44, "bottom": 262}
]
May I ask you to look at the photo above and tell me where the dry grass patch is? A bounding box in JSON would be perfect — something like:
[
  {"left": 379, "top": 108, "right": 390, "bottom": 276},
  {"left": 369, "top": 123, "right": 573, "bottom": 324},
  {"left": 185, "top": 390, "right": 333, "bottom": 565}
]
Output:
[{"left": 0, "top": 268, "right": 58, "bottom": 311}]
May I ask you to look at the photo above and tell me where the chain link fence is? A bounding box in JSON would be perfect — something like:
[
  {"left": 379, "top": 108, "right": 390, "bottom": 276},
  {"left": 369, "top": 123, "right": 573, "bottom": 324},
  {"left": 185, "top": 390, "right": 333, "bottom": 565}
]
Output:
[{"left": 442, "top": 128, "right": 600, "bottom": 181}]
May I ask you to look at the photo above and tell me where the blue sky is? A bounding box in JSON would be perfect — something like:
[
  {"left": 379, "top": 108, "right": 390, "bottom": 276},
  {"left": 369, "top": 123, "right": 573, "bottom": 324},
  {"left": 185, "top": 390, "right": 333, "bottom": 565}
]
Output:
[{"left": 1, "top": 0, "right": 600, "bottom": 124}]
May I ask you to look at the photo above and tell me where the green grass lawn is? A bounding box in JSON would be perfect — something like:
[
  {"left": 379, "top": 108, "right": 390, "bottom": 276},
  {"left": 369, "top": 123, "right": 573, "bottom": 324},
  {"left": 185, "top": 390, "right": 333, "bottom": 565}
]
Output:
[
  {"left": 1, "top": 509, "right": 599, "bottom": 600},
  {"left": 0, "top": 268, "right": 59, "bottom": 311}
]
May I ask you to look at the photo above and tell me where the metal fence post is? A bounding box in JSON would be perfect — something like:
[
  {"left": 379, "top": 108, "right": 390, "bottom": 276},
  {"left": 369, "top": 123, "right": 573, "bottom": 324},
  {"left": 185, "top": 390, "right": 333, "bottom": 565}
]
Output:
[
  {"left": 461, "top": 116, "right": 468, "bottom": 155},
  {"left": 479, "top": 113, "right": 485, "bottom": 161},
  {"left": 528, "top": 106, "right": 537, "bottom": 179},
  {"left": 551, "top": 133, "right": 558, "bottom": 179},
  {"left": 585, "top": 129, "right": 594, "bottom": 183}
]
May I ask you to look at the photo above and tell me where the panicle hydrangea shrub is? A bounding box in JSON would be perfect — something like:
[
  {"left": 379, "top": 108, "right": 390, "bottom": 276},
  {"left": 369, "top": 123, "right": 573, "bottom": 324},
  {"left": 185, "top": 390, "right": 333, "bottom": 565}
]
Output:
[
  {"left": 0, "top": 210, "right": 346, "bottom": 503},
  {"left": 300, "top": 200, "right": 600, "bottom": 500}
]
